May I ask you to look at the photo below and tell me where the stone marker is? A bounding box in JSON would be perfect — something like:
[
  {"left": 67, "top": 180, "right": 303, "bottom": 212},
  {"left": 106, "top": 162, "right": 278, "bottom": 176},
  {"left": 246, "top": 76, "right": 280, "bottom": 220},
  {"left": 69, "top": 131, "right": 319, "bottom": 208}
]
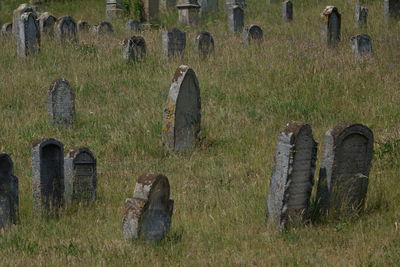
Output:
[
  {"left": 267, "top": 122, "right": 318, "bottom": 229},
  {"left": 384, "top": 0, "right": 400, "bottom": 22},
  {"left": 64, "top": 147, "right": 97, "bottom": 205},
  {"left": 194, "top": 31, "right": 214, "bottom": 58},
  {"left": 282, "top": 0, "right": 293, "bottom": 22},
  {"left": 106, "top": 0, "right": 125, "bottom": 19},
  {"left": 316, "top": 122, "right": 373, "bottom": 215},
  {"left": 350, "top": 34, "right": 372, "bottom": 55},
  {"left": 162, "top": 65, "right": 201, "bottom": 152},
  {"left": 320, "top": 6, "right": 341, "bottom": 47},
  {"left": 92, "top": 21, "right": 114, "bottom": 35},
  {"left": 38, "top": 12, "right": 57, "bottom": 35},
  {"left": 199, "top": 0, "right": 218, "bottom": 15},
  {"left": 0, "top": 153, "right": 19, "bottom": 229},
  {"left": 225, "top": 0, "right": 245, "bottom": 11},
  {"left": 177, "top": 0, "right": 201, "bottom": 26},
  {"left": 13, "top": 3, "right": 35, "bottom": 39},
  {"left": 1, "top": 23, "right": 13, "bottom": 35},
  {"left": 32, "top": 138, "right": 65, "bottom": 218},
  {"left": 54, "top": 16, "right": 78, "bottom": 42},
  {"left": 123, "top": 173, "right": 174, "bottom": 241},
  {"left": 243, "top": 24, "right": 263, "bottom": 45},
  {"left": 162, "top": 28, "right": 186, "bottom": 58},
  {"left": 17, "top": 12, "right": 40, "bottom": 58},
  {"left": 125, "top": 20, "right": 142, "bottom": 33},
  {"left": 77, "top": 21, "right": 90, "bottom": 32},
  {"left": 123, "top": 36, "right": 146, "bottom": 61},
  {"left": 355, "top": 5, "right": 368, "bottom": 27},
  {"left": 227, "top": 5, "right": 244, "bottom": 33},
  {"left": 143, "top": 0, "right": 160, "bottom": 23},
  {"left": 160, "top": 0, "right": 177, "bottom": 10},
  {"left": 47, "top": 78, "right": 75, "bottom": 127}
]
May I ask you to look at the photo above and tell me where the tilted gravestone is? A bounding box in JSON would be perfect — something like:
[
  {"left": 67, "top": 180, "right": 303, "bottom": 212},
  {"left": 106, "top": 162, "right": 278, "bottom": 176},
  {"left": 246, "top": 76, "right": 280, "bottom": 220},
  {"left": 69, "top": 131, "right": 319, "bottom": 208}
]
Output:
[
  {"left": 282, "top": 0, "right": 293, "bottom": 22},
  {"left": 227, "top": 5, "right": 244, "bottom": 33},
  {"left": 162, "top": 65, "right": 201, "bottom": 152},
  {"left": 48, "top": 78, "right": 75, "bottom": 127},
  {"left": 384, "top": 0, "right": 400, "bottom": 22},
  {"left": 17, "top": 12, "right": 40, "bottom": 58},
  {"left": 0, "top": 153, "right": 19, "bottom": 229},
  {"left": 32, "top": 138, "right": 65, "bottom": 218},
  {"left": 243, "top": 24, "right": 263, "bottom": 45},
  {"left": 38, "top": 12, "right": 57, "bottom": 35},
  {"left": 316, "top": 123, "right": 373, "bottom": 215},
  {"left": 123, "top": 173, "right": 174, "bottom": 241},
  {"left": 54, "top": 16, "right": 78, "bottom": 42},
  {"left": 64, "top": 148, "right": 97, "bottom": 205},
  {"left": 267, "top": 122, "right": 318, "bottom": 229},
  {"left": 13, "top": 3, "right": 35, "bottom": 39},
  {"left": 106, "top": 0, "right": 125, "bottom": 19},
  {"left": 125, "top": 20, "right": 142, "bottom": 33},
  {"left": 194, "top": 31, "right": 214, "bottom": 58},
  {"left": 122, "top": 36, "right": 146, "bottom": 61},
  {"left": 1, "top": 23, "right": 13, "bottom": 35},
  {"left": 177, "top": 0, "right": 201, "bottom": 26},
  {"left": 92, "top": 21, "right": 114, "bottom": 35},
  {"left": 320, "top": 6, "right": 341, "bottom": 47},
  {"left": 355, "top": 5, "right": 368, "bottom": 27},
  {"left": 77, "top": 21, "right": 90, "bottom": 32},
  {"left": 162, "top": 28, "right": 186, "bottom": 58},
  {"left": 143, "top": 0, "right": 160, "bottom": 23},
  {"left": 350, "top": 34, "right": 372, "bottom": 55}
]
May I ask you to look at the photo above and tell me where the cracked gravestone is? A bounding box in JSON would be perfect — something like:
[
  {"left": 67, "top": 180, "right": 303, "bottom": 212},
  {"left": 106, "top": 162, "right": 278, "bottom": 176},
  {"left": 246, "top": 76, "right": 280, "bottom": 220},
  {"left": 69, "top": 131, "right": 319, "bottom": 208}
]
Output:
[
  {"left": 194, "top": 31, "right": 214, "bottom": 58},
  {"left": 0, "top": 153, "right": 19, "bottom": 229},
  {"left": 48, "top": 78, "right": 75, "bottom": 127},
  {"left": 227, "top": 5, "right": 244, "bottom": 33},
  {"left": 122, "top": 36, "right": 146, "bottom": 61},
  {"left": 320, "top": 6, "right": 341, "bottom": 47},
  {"left": 17, "top": 12, "right": 40, "bottom": 58},
  {"left": 162, "top": 28, "right": 186, "bottom": 58},
  {"left": 350, "top": 34, "right": 372, "bottom": 55},
  {"left": 282, "top": 0, "right": 293, "bottom": 22},
  {"left": 55, "top": 16, "right": 78, "bottom": 43},
  {"left": 243, "top": 24, "right": 263, "bottom": 45}
]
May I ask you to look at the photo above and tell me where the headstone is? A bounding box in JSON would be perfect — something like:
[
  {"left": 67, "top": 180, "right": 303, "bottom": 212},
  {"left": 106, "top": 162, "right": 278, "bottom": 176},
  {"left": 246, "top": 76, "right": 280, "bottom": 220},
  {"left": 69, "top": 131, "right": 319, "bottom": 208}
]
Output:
[
  {"left": 125, "top": 20, "right": 142, "bottom": 33},
  {"left": 54, "top": 16, "right": 77, "bottom": 43},
  {"left": 267, "top": 122, "right": 318, "bottom": 229},
  {"left": 243, "top": 24, "right": 263, "bottom": 45},
  {"left": 199, "top": 0, "right": 218, "bottom": 15},
  {"left": 320, "top": 6, "right": 341, "bottom": 47},
  {"left": 282, "top": 0, "right": 293, "bottom": 22},
  {"left": 227, "top": 5, "right": 244, "bottom": 33},
  {"left": 177, "top": 0, "right": 201, "bottom": 26},
  {"left": 0, "top": 153, "right": 19, "bottom": 229},
  {"left": 47, "top": 78, "right": 75, "bottom": 127},
  {"left": 162, "top": 65, "right": 201, "bottom": 152},
  {"left": 122, "top": 36, "right": 146, "bottom": 61},
  {"left": 64, "top": 147, "right": 97, "bottom": 205},
  {"left": 17, "top": 12, "right": 40, "bottom": 58},
  {"left": 38, "top": 12, "right": 57, "bottom": 35},
  {"left": 225, "top": 0, "right": 245, "bottom": 11},
  {"left": 1, "top": 23, "right": 13, "bottom": 35},
  {"left": 92, "top": 21, "right": 114, "bottom": 35},
  {"left": 316, "top": 122, "right": 373, "bottom": 215},
  {"left": 143, "top": 0, "right": 160, "bottom": 23},
  {"left": 106, "top": 0, "right": 125, "bottom": 19},
  {"left": 350, "top": 34, "right": 372, "bottom": 55},
  {"left": 123, "top": 173, "right": 174, "bottom": 241},
  {"left": 13, "top": 4, "right": 35, "bottom": 39},
  {"left": 77, "top": 21, "right": 90, "bottom": 32},
  {"left": 32, "top": 138, "right": 65, "bottom": 218},
  {"left": 162, "top": 28, "right": 186, "bottom": 58},
  {"left": 160, "top": 0, "right": 177, "bottom": 10},
  {"left": 384, "top": 0, "right": 400, "bottom": 22},
  {"left": 194, "top": 31, "right": 214, "bottom": 58},
  {"left": 355, "top": 5, "right": 368, "bottom": 27}
]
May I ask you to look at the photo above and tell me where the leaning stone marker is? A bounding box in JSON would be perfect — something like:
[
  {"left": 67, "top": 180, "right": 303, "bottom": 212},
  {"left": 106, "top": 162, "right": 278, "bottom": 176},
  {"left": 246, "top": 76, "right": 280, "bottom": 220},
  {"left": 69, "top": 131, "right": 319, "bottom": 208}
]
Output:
[
  {"left": 350, "top": 34, "right": 372, "bottom": 55},
  {"left": 47, "top": 78, "right": 75, "bottom": 127},
  {"left": 32, "top": 138, "right": 65, "bottom": 218},
  {"left": 355, "top": 5, "right": 368, "bottom": 27},
  {"left": 282, "top": 0, "right": 293, "bottom": 22},
  {"left": 54, "top": 16, "right": 78, "bottom": 42},
  {"left": 38, "top": 12, "right": 57, "bottom": 35},
  {"left": 320, "top": 6, "right": 341, "bottom": 48},
  {"left": 316, "top": 123, "right": 373, "bottom": 215},
  {"left": 122, "top": 36, "right": 146, "bottom": 61},
  {"left": 227, "top": 5, "right": 244, "bottom": 33},
  {"left": 0, "top": 153, "right": 19, "bottom": 229},
  {"left": 243, "top": 24, "right": 263, "bottom": 45},
  {"left": 267, "top": 122, "right": 317, "bottom": 229},
  {"left": 123, "top": 173, "right": 174, "bottom": 242},
  {"left": 162, "top": 28, "right": 186, "bottom": 58},
  {"left": 17, "top": 12, "right": 40, "bottom": 58},
  {"left": 194, "top": 31, "right": 214, "bottom": 58},
  {"left": 162, "top": 65, "right": 201, "bottom": 152},
  {"left": 384, "top": 0, "right": 400, "bottom": 22},
  {"left": 13, "top": 3, "right": 35, "bottom": 39}
]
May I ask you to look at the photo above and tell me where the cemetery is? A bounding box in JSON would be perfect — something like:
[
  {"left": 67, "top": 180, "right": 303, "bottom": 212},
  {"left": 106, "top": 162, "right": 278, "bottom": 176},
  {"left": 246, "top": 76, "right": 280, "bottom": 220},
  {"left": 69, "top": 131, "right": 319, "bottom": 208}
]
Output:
[{"left": 0, "top": 0, "right": 399, "bottom": 265}]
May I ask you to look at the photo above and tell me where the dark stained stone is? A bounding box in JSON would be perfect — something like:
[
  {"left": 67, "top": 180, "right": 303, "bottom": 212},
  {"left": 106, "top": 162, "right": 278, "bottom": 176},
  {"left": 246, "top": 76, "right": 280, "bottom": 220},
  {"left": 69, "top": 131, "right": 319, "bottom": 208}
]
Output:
[
  {"left": 350, "top": 34, "right": 372, "bottom": 55},
  {"left": 243, "top": 24, "right": 263, "bottom": 45},
  {"left": 0, "top": 153, "right": 19, "bottom": 229},
  {"left": 162, "top": 28, "right": 186, "bottom": 58},
  {"left": 122, "top": 36, "right": 146, "bottom": 61},
  {"left": 54, "top": 16, "right": 78, "bottom": 42},
  {"left": 320, "top": 6, "right": 341, "bottom": 48},
  {"left": 194, "top": 31, "right": 214, "bottom": 58}
]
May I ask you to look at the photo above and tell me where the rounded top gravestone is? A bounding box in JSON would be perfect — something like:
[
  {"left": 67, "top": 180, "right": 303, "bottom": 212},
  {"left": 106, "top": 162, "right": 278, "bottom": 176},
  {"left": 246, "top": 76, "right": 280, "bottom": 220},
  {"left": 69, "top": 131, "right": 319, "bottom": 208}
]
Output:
[
  {"left": 194, "top": 31, "right": 214, "bottom": 58},
  {"left": 55, "top": 16, "right": 78, "bottom": 42},
  {"left": 38, "top": 12, "right": 57, "bottom": 35},
  {"left": 243, "top": 24, "right": 263, "bottom": 44},
  {"left": 47, "top": 78, "right": 75, "bottom": 127}
]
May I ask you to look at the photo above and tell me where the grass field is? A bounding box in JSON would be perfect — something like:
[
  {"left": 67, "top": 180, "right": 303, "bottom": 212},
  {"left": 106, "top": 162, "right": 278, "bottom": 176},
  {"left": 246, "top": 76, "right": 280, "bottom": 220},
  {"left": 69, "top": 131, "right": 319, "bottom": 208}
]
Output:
[{"left": 0, "top": 0, "right": 399, "bottom": 265}]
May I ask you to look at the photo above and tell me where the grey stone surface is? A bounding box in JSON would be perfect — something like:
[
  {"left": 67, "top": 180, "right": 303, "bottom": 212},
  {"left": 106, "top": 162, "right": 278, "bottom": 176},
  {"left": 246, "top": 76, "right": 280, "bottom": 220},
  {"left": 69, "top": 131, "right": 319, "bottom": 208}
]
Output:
[
  {"left": 0, "top": 153, "right": 19, "bottom": 229},
  {"left": 17, "top": 12, "right": 40, "bottom": 58},
  {"left": 177, "top": 0, "right": 201, "bottom": 26},
  {"left": 384, "top": 0, "right": 400, "bottom": 22},
  {"left": 199, "top": 0, "right": 218, "bottom": 15},
  {"left": 355, "top": 5, "right": 368, "bottom": 27},
  {"left": 122, "top": 36, "right": 146, "bottom": 61},
  {"left": 162, "top": 65, "right": 201, "bottom": 152},
  {"left": 92, "top": 21, "right": 114, "bottom": 35},
  {"left": 316, "top": 122, "right": 373, "bottom": 215},
  {"left": 243, "top": 24, "right": 263, "bottom": 45},
  {"left": 162, "top": 28, "right": 186, "bottom": 58},
  {"left": 13, "top": 4, "right": 35, "bottom": 39},
  {"left": 267, "top": 122, "right": 318, "bottom": 229},
  {"left": 125, "top": 20, "right": 142, "bottom": 33},
  {"left": 143, "top": 0, "right": 160, "bottom": 23},
  {"left": 123, "top": 173, "right": 174, "bottom": 241},
  {"left": 77, "top": 21, "right": 90, "bottom": 32},
  {"left": 47, "top": 78, "right": 75, "bottom": 127},
  {"left": 227, "top": 5, "right": 244, "bottom": 33},
  {"left": 350, "top": 34, "right": 372, "bottom": 55},
  {"left": 282, "top": 0, "right": 293, "bottom": 22},
  {"left": 38, "top": 12, "right": 57, "bottom": 35},
  {"left": 1, "top": 23, "right": 13, "bottom": 35},
  {"left": 106, "top": 0, "right": 125, "bottom": 19},
  {"left": 64, "top": 147, "right": 97, "bottom": 206},
  {"left": 225, "top": 0, "right": 245, "bottom": 11},
  {"left": 32, "top": 138, "right": 64, "bottom": 218},
  {"left": 320, "top": 6, "right": 341, "bottom": 48},
  {"left": 54, "top": 16, "right": 77, "bottom": 42},
  {"left": 194, "top": 31, "right": 214, "bottom": 58},
  {"left": 160, "top": 0, "right": 177, "bottom": 10}
]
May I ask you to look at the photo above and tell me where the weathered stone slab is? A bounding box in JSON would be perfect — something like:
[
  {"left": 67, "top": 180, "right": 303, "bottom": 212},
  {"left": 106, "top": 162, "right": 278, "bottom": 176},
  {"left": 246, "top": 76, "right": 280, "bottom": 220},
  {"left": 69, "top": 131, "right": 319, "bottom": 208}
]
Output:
[
  {"left": 355, "top": 5, "right": 368, "bottom": 27},
  {"left": 77, "top": 21, "right": 90, "bottom": 32},
  {"left": 0, "top": 153, "right": 19, "bottom": 229},
  {"left": 243, "top": 24, "right": 263, "bottom": 45},
  {"left": 47, "top": 78, "right": 75, "bottom": 127},
  {"left": 92, "top": 21, "right": 114, "bottom": 35},
  {"left": 227, "top": 5, "right": 244, "bottom": 33},
  {"left": 32, "top": 138, "right": 64, "bottom": 218},
  {"left": 106, "top": 0, "right": 125, "bottom": 19},
  {"left": 125, "top": 20, "right": 142, "bottom": 33},
  {"left": 13, "top": 4, "right": 35, "bottom": 39},
  {"left": 38, "top": 12, "right": 57, "bottom": 35},
  {"left": 177, "top": 0, "right": 201, "bottom": 26},
  {"left": 267, "top": 122, "right": 317, "bottom": 229},
  {"left": 316, "top": 122, "right": 373, "bottom": 215},
  {"left": 17, "top": 12, "right": 40, "bottom": 58},
  {"left": 122, "top": 36, "right": 146, "bottom": 61},
  {"left": 384, "top": 0, "right": 400, "bottom": 22},
  {"left": 194, "top": 31, "right": 214, "bottom": 58},
  {"left": 1, "top": 23, "right": 13, "bottom": 35},
  {"left": 64, "top": 148, "right": 97, "bottom": 205},
  {"left": 350, "top": 34, "right": 372, "bottom": 55},
  {"left": 143, "top": 0, "right": 160, "bottom": 23},
  {"left": 162, "top": 28, "right": 186, "bottom": 58},
  {"left": 54, "top": 16, "right": 77, "bottom": 42},
  {"left": 320, "top": 6, "right": 341, "bottom": 48},
  {"left": 123, "top": 173, "right": 174, "bottom": 241},
  {"left": 282, "top": 0, "right": 293, "bottom": 22},
  {"left": 162, "top": 65, "right": 201, "bottom": 152}
]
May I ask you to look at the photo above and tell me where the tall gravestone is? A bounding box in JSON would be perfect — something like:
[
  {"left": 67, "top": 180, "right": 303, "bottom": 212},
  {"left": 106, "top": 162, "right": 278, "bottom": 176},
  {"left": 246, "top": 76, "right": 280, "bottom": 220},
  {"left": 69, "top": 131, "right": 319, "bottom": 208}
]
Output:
[
  {"left": 350, "top": 34, "right": 372, "bottom": 55},
  {"left": 282, "top": 0, "right": 293, "bottom": 22},
  {"left": 355, "top": 5, "right": 368, "bottom": 27},
  {"left": 177, "top": 0, "right": 201, "bottom": 26},
  {"left": 38, "top": 12, "right": 57, "bottom": 35},
  {"left": 32, "top": 138, "right": 65, "bottom": 218},
  {"left": 316, "top": 123, "right": 373, "bottom": 215},
  {"left": 17, "top": 12, "right": 40, "bottom": 58},
  {"left": 143, "top": 0, "right": 160, "bottom": 23},
  {"left": 125, "top": 20, "right": 142, "bottom": 33},
  {"left": 0, "top": 153, "right": 19, "bottom": 229},
  {"left": 54, "top": 16, "right": 78, "bottom": 42},
  {"left": 320, "top": 6, "right": 341, "bottom": 48},
  {"left": 64, "top": 148, "right": 97, "bottom": 205},
  {"left": 106, "top": 0, "right": 125, "bottom": 19},
  {"left": 162, "top": 28, "right": 186, "bottom": 58},
  {"left": 123, "top": 173, "right": 174, "bottom": 241},
  {"left": 384, "top": 0, "right": 400, "bottom": 22},
  {"left": 162, "top": 65, "right": 201, "bottom": 152},
  {"left": 267, "top": 122, "right": 318, "bottom": 229},
  {"left": 47, "top": 78, "right": 75, "bottom": 127},
  {"left": 227, "top": 5, "right": 244, "bottom": 33},
  {"left": 123, "top": 36, "right": 146, "bottom": 61},
  {"left": 13, "top": 4, "right": 35, "bottom": 39},
  {"left": 1, "top": 23, "right": 13, "bottom": 35},
  {"left": 194, "top": 31, "right": 214, "bottom": 58},
  {"left": 243, "top": 24, "right": 263, "bottom": 45}
]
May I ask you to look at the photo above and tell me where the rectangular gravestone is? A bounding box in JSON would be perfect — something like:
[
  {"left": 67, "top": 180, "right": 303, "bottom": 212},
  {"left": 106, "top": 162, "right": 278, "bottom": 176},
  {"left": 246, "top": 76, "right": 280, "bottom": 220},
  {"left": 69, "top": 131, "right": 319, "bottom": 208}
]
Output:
[
  {"left": 0, "top": 153, "right": 19, "bottom": 229},
  {"left": 227, "top": 5, "right": 244, "bottom": 33},
  {"left": 55, "top": 16, "right": 78, "bottom": 43},
  {"left": 48, "top": 78, "right": 75, "bottom": 127},
  {"left": 17, "top": 12, "right": 40, "bottom": 58},
  {"left": 355, "top": 5, "right": 368, "bottom": 27},
  {"left": 162, "top": 28, "right": 186, "bottom": 58},
  {"left": 282, "top": 1, "right": 293, "bottom": 22},
  {"left": 351, "top": 34, "right": 372, "bottom": 55},
  {"left": 195, "top": 31, "right": 214, "bottom": 58},
  {"left": 320, "top": 6, "right": 341, "bottom": 48}
]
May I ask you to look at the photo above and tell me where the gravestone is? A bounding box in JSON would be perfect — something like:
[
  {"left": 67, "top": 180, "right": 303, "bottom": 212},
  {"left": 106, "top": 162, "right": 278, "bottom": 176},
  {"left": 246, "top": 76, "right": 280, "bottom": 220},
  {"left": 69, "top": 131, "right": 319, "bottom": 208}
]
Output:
[
  {"left": 106, "top": 0, "right": 125, "bottom": 19},
  {"left": 92, "top": 21, "right": 114, "bottom": 35},
  {"left": 38, "top": 12, "right": 57, "bottom": 35},
  {"left": 123, "top": 173, "right": 174, "bottom": 241},
  {"left": 355, "top": 5, "right": 368, "bottom": 27},
  {"left": 225, "top": 0, "right": 245, "bottom": 11},
  {"left": 162, "top": 28, "right": 186, "bottom": 58},
  {"left": 64, "top": 148, "right": 97, "bottom": 205},
  {"left": 54, "top": 16, "right": 77, "bottom": 42},
  {"left": 320, "top": 6, "right": 341, "bottom": 47},
  {"left": 17, "top": 12, "right": 40, "bottom": 58},
  {"left": 143, "top": 0, "right": 160, "bottom": 23},
  {"left": 47, "top": 78, "right": 75, "bottom": 127},
  {"left": 350, "top": 34, "right": 372, "bottom": 55},
  {"left": 384, "top": 0, "right": 400, "bottom": 22},
  {"left": 199, "top": 0, "right": 218, "bottom": 15},
  {"left": 122, "top": 36, "right": 146, "bottom": 61},
  {"left": 316, "top": 123, "right": 373, "bottom": 215},
  {"left": 194, "top": 31, "right": 214, "bottom": 58},
  {"left": 13, "top": 4, "right": 35, "bottom": 39},
  {"left": 227, "top": 5, "right": 244, "bottom": 33},
  {"left": 77, "top": 21, "right": 90, "bottom": 32},
  {"left": 160, "top": 0, "right": 177, "bottom": 10},
  {"left": 0, "top": 153, "right": 19, "bottom": 229},
  {"left": 282, "top": 0, "right": 293, "bottom": 22},
  {"left": 267, "top": 122, "right": 318, "bottom": 229},
  {"left": 243, "top": 24, "right": 263, "bottom": 45},
  {"left": 177, "top": 0, "right": 201, "bottom": 26},
  {"left": 32, "top": 138, "right": 65, "bottom": 218},
  {"left": 162, "top": 65, "right": 201, "bottom": 152},
  {"left": 1, "top": 23, "right": 13, "bottom": 35},
  {"left": 125, "top": 20, "right": 142, "bottom": 33}
]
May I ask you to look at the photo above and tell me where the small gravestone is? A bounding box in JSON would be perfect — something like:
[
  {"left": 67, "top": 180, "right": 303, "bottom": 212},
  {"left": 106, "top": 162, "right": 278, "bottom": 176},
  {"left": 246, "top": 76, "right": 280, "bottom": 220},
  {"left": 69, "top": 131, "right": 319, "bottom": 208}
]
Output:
[
  {"left": 123, "top": 173, "right": 174, "bottom": 241},
  {"left": 243, "top": 24, "right": 263, "bottom": 45},
  {"left": 355, "top": 5, "right": 368, "bottom": 27},
  {"left": 1, "top": 23, "right": 13, "bottom": 35},
  {"left": 162, "top": 28, "right": 186, "bottom": 58},
  {"left": 54, "top": 16, "right": 77, "bottom": 43},
  {"left": 106, "top": 0, "right": 125, "bottom": 19},
  {"left": 32, "top": 138, "right": 65, "bottom": 218},
  {"left": 384, "top": 0, "right": 400, "bottom": 22},
  {"left": 38, "top": 12, "right": 57, "bottom": 35},
  {"left": 47, "top": 78, "right": 75, "bottom": 127},
  {"left": 92, "top": 21, "right": 114, "bottom": 35},
  {"left": 267, "top": 122, "right": 318, "bottom": 229},
  {"left": 143, "top": 0, "right": 160, "bottom": 23},
  {"left": 282, "top": 0, "right": 293, "bottom": 22},
  {"left": 17, "top": 12, "right": 40, "bottom": 58},
  {"left": 177, "top": 0, "right": 201, "bottom": 26},
  {"left": 227, "top": 5, "right": 244, "bottom": 33},
  {"left": 316, "top": 122, "right": 373, "bottom": 215},
  {"left": 77, "top": 21, "right": 90, "bottom": 32},
  {"left": 125, "top": 20, "right": 142, "bottom": 33},
  {"left": 350, "top": 34, "right": 372, "bottom": 55},
  {"left": 0, "top": 153, "right": 19, "bottom": 229},
  {"left": 199, "top": 0, "right": 218, "bottom": 15},
  {"left": 163, "top": 65, "right": 201, "bottom": 152},
  {"left": 194, "top": 31, "right": 214, "bottom": 58},
  {"left": 64, "top": 148, "right": 97, "bottom": 205},
  {"left": 13, "top": 4, "right": 35, "bottom": 39},
  {"left": 122, "top": 36, "right": 146, "bottom": 61},
  {"left": 320, "top": 6, "right": 341, "bottom": 47}
]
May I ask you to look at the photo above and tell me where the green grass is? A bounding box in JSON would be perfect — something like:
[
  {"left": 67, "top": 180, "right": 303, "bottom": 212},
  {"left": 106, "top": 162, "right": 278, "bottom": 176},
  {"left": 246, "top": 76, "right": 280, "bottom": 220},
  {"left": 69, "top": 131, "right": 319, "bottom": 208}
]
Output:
[{"left": 0, "top": 0, "right": 400, "bottom": 265}]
